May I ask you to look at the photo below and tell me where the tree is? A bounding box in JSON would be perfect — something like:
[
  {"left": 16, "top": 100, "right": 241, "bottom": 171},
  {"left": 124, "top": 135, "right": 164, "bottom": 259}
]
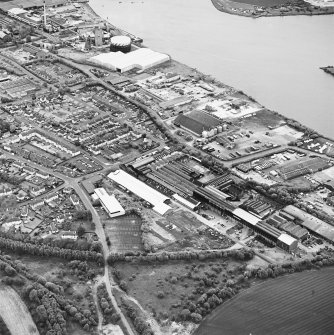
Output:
[{"left": 77, "top": 225, "right": 85, "bottom": 238}]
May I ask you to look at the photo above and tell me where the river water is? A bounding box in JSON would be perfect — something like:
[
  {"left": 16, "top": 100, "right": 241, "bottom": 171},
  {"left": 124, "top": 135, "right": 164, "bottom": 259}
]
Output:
[{"left": 91, "top": 0, "right": 334, "bottom": 138}]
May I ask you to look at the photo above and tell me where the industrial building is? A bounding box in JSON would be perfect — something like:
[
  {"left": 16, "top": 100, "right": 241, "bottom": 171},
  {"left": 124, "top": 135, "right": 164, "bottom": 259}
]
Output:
[
  {"left": 108, "top": 170, "right": 172, "bottom": 215},
  {"left": 193, "top": 186, "right": 236, "bottom": 215},
  {"left": 174, "top": 111, "right": 222, "bottom": 137},
  {"left": 89, "top": 48, "right": 170, "bottom": 73},
  {"left": 94, "top": 27, "right": 103, "bottom": 46},
  {"left": 94, "top": 188, "right": 125, "bottom": 218},
  {"left": 282, "top": 205, "right": 334, "bottom": 243},
  {"left": 110, "top": 35, "right": 132, "bottom": 53},
  {"left": 232, "top": 208, "right": 298, "bottom": 252}
]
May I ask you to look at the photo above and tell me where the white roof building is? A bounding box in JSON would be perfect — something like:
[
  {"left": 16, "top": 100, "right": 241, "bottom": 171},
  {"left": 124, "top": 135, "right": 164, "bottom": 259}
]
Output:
[
  {"left": 89, "top": 48, "right": 170, "bottom": 73},
  {"left": 8, "top": 8, "right": 28, "bottom": 15},
  {"left": 94, "top": 188, "right": 125, "bottom": 218},
  {"left": 232, "top": 208, "right": 261, "bottom": 226},
  {"left": 108, "top": 170, "right": 172, "bottom": 215}
]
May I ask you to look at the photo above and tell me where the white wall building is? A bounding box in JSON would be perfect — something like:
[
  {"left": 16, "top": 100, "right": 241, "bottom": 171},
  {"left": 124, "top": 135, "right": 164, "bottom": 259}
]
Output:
[
  {"left": 108, "top": 170, "right": 172, "bottom": 215},
  {"left": 89, "top": 48, "right": 170, "bottom": 73},
  {"left": 94, "top": 187, "right": 125, "bottom": 218}
]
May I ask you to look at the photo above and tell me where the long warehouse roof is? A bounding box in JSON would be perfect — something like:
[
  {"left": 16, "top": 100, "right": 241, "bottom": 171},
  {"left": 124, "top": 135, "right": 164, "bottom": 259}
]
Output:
[
  {"left": 232, "top": 208, "right": 261, "bottom": 226},
  {"left": 108, "top": 170, "right": 171, "bottom": 215}
]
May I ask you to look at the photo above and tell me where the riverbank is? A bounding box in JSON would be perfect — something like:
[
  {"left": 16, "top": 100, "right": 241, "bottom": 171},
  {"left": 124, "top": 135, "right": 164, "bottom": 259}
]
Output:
[
  {"left": 321, "top": 65, "right": 334, "bottom": 77},
  {"left": 211, "top": 0, "right": 334, "bottom": 18}
]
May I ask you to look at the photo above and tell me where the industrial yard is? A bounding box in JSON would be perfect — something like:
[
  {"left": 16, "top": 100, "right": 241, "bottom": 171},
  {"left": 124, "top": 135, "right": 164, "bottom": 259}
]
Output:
[{"left": 0, "top": 1, "right": 333, "bottom": 335}]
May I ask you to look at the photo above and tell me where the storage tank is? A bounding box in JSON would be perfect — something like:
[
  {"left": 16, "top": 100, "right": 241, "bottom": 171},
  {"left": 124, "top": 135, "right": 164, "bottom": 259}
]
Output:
[
  {"left": 213, "top": 128, "right": 218, "bottom": 135},
  {"left": 202, "top": 130, "right": 208, "bottom": 138},
  {"left": 217, "top": 125, "right": 223, "bottom": 133},
  {"left": 222, "top": 124, "right": 228, "bottom": 131},
  {"left": 110, "top": 36, "right": 132, "bottom": 53}
]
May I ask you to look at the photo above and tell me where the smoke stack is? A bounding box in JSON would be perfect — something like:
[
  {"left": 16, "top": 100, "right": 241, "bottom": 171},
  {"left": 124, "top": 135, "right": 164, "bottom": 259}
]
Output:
[{"left": 43, "top": 0, "right": 47, "bottom": 27}]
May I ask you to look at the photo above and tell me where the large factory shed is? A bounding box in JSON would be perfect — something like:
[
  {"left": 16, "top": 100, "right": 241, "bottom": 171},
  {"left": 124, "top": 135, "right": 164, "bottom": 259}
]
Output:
[
  {"left": 174, "top": 111, "right": 221, "bottom": 137},
  {"left": 108, "top": 170, "right": 172, "bottom": 215},
  {"left": 89, "top": 48, "right": 170, "bottom": 73},
  {"left": 232, "top": 208, "right": 298, "bottom": 252},
  {"left": 283, "top": 205, "right": 334, "bottom": 243},
  {"left": 94, "top": 188, "right": 125, "bottom": 218}
]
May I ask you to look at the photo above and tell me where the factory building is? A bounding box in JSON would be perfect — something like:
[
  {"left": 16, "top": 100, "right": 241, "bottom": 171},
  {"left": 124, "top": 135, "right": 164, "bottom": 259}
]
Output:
[
  {"left": 232, "top": 208, "right": 298, "bottom": 252},
  {"left": 174, "top": 111, "right": 222, "bottom": 137},
  {"left": 89, "top": 48, "right": 170, "bottom": 73},
  {"left": 108, "top": 170, "right": 172, "bottom": 215},
  {"left": 94, "top": 27, "right": 103, "bottom": 46},
  {"left": 94, "top": 188, "right": 125, "bottom": 218}
]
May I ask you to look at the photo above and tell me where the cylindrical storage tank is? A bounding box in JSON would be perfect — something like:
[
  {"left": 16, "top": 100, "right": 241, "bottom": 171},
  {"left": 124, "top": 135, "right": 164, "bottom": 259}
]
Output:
[
  {"left": 222, "top": 124, "right": 228, "bottom": 131},
  {"left": 202, "top": 131, "right": 208, "bottom": 138},
  {"left": 217, "top": 126, "right": 222, "bottom": 133},
  {"left": 213, "top": 128, "right": 218, "bottom": 135},
  {"left": 110, "top": 36, "right": 132, "bottom": 53}
]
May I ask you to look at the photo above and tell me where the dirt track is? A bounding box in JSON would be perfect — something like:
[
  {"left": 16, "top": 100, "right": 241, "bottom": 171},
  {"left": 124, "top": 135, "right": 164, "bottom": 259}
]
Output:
[{"left": 0, "top": 285, "right": 39, "bottom": 335}]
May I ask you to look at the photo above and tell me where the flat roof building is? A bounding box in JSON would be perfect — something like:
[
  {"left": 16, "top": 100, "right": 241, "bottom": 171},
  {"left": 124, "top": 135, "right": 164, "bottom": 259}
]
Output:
[
  {"left": 94, "top": 188, "right": 125, "bottom": 218},
  {"left": 108, "top": 170, "right": 172, "bottom": 215},
  {"left": 89, "top": 48, "right": 170, "bottom": 73}
]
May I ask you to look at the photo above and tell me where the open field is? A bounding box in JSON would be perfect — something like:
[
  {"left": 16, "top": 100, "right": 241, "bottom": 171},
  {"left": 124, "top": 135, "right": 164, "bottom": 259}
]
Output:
[
  {"left": 195, "top": 267, "right": 334, "bottom": 335},
  {"left": 113, "top": 258, "right": 247, "bottom": 320},
  {"left": 0, "top": 284, "right": 39, "bottom": 335},
  {"left": 104, "top": 214, "right": 144, "bottom": 253}
]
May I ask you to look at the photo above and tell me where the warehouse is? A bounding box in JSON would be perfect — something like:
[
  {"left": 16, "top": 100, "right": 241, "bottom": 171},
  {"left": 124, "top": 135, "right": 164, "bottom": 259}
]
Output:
[
  {"left": 108, "top": 170, "right": 172, "bottom": 215},
  {"left": 282, "top": 205, "right": 334, "bottom": 243},
  {"left": 89, "top": 48, "right": 170, "bottom": 73},
  {"left": 174, "top": 111, "right": 221, "bottom": 137},
  {"left": 94, "top": 188, "right": 125, "bottom": 218},
  {"left": 193, "top": 186, "right": 236, "bottom": 215},
  {"left": 231, "top": 208, "right": 297, "bottom": 252}
]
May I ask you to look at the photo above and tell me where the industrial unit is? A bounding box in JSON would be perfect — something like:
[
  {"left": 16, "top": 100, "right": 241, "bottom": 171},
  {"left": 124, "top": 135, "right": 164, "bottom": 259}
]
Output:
[
  {"left": 94, "top": 188, "right": 125, "bottom": 218},
  {"left": 108, "top": 169, "right": 172, "bottom": 215},
  {"left": 89, "top": 48, "right": 170, "bottom": 73}
]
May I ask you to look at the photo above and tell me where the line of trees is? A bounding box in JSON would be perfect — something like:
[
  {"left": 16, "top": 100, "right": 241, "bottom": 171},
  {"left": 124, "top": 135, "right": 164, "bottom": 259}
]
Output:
[
  {"left": 122, "top": 298, "right": 154, "bottom": 335},
  {"left": 0, "top": 236, "right": 104, "bottom": 265},
  {"left": 107, "top": 248, "right": 255, "bottom": 265},
  {"left": 96, "top": 283, "right": 120, "bottom": 325}
]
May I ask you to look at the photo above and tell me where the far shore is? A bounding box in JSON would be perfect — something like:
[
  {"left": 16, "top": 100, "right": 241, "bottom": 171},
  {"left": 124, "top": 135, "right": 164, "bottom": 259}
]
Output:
[{"left": 211, "top": 0, "right": 334, "bottom": 18}]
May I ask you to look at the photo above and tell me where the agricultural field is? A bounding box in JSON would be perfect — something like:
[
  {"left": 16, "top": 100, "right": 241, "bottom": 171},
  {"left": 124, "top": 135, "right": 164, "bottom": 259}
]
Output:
[
  {"left": 103, "top": 214, "right": 144, "bottom": 253},
  {"left": 0, "top": 284, "right": 39, "bottom": 335},
  {"left": 195, "top": 267, "right": 334, "bottom": 335}
]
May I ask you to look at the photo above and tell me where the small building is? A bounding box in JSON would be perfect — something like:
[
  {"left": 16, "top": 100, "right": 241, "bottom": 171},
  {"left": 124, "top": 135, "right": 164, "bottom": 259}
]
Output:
[
  {"left": 277, "top": 233, "right": 298, "bottom": 252},
  {"left": 94, "top": 188, "right": 125, "bottom": 218},
  {"left": 61, "top": 231, "right": 77, "bottom": 240}
]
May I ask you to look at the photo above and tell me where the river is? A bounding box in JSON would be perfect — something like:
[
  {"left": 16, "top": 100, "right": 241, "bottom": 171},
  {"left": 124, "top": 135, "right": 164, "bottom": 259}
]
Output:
[{"left": 90, "top": 0, "right": 334, "bottom": 138}]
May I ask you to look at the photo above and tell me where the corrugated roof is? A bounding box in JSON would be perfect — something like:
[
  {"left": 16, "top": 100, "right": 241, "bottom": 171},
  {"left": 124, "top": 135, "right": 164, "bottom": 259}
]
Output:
[{"left": 283, "top": 205, "right": 334, "bottom": 242}]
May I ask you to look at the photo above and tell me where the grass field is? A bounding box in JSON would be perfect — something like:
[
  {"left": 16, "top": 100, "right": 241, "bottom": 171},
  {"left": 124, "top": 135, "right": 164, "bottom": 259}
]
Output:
[
  {"left": 195, "top": 267, "right": 334, "bottom": 335},
  {"left": 114, "top": 259, "right": 246, "bottom": 320}
]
